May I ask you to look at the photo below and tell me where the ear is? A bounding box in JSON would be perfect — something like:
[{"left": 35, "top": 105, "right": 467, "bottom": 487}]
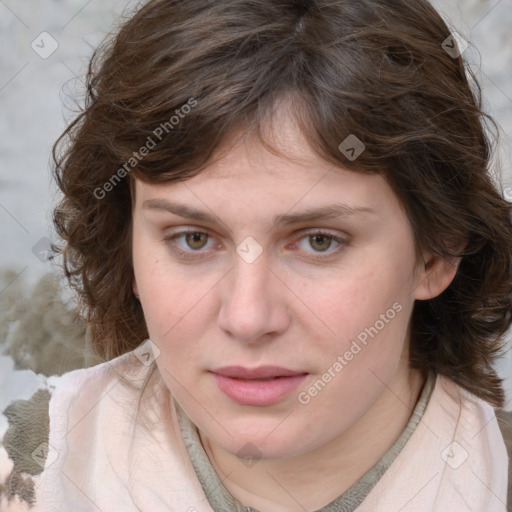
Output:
[{"left": 414, "top": 250, "right": 461, "bottom": 300}]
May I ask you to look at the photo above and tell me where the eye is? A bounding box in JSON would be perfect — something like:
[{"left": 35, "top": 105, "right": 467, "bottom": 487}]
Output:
[
  {"left": 181, "top": 232, "right": 209, "bottom": 250},
  {"left": 292, "top": 230, "right": 348, "bottom": 258},
  {"left": 303, "top": 233, "right": 336, "bottom": 252},
  {"left": 164, "top": 229, "right": 218, "bottom": 260},
  {"left": 164, "top": 228, "right": 348, "bottom": 262}
]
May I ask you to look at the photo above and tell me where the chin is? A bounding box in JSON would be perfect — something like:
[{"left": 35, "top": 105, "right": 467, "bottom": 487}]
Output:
[{"left": 213, "top": 421, "right": 310, "bottom": 461}]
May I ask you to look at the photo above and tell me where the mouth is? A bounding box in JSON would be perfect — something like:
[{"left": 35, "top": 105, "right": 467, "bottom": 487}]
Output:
[
  {"left": 210, "top": 366, "right": 308, "bottom": 406},
  {"left": 212, "top": 365, "right": 306, "bottom": 379}
]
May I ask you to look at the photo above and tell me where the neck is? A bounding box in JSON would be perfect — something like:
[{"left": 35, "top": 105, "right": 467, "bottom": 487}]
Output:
[{"left": 199, "top": 365, "right": 426, "bottom": 512}]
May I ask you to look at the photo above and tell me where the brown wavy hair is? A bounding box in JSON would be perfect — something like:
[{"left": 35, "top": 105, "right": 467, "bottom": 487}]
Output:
[{"left": 52, "top": 0, "right": 512, "bottom": 407}]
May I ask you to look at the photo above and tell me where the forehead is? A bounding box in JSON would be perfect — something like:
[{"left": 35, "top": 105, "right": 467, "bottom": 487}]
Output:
[
  {"left": 134, "top": 154, "right": 398, "bottom": 235},
  {"left": 195, "top": 99, "right": 326, "bottom": 179},
  {"left": 134, "top": 102, "right": 401, "bottom": 219}
]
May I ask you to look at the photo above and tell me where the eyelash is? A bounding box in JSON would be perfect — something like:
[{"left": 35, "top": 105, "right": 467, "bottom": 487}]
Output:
[{"left": 163, "top": 228, "right": 349, "bottom": 261}]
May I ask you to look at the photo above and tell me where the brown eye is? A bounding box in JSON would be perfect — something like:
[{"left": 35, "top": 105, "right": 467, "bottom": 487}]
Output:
[
  {"left": 164, "top": 230, "right": 218, "bottom": 261},
  {"left": 185, "top": 232, "right": 209, "bottom": 250},
  {"left": 308, "top": 234, "right": 333, "bottom": 252},
  {"left": 292, "top": 230, "right": 347, "bottom": 259}
]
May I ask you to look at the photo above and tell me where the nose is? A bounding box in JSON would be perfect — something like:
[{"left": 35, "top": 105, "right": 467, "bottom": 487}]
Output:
[{"left": 217, "top": 255, "right": 291, "bottom": 344}]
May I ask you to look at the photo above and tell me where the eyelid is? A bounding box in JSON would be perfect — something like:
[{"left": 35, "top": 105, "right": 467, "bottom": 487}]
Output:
[{"left": 295, "top": 227, "right": 349, "bottom": 242}]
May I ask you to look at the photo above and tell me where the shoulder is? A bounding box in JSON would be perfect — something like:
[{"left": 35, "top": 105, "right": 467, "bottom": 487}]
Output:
[
  {"left": 362, "top": 373, "right": 510, "bottom": 511},
  {"left": 0, "top": 340, "right": 157, "bottom": 510},
  {"left": 43, "top": 338, "right": 159, "bottom": 453},
  {"left": 31, "top": 340, "right": 206, "bottom": 510},
  {"left": 435, "top": 374, "right": 510, "bottom": 510},
  {"left": 435, "top": 373, "right": 509, "bottom": 455}
]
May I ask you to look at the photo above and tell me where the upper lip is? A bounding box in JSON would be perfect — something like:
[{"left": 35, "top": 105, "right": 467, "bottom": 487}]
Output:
[{"left": 211, "top": 366, "right": 307, "bottom": 379}]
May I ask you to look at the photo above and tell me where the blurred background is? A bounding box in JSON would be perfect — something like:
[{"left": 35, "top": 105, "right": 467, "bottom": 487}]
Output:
[{"left": 0, "top": 0, "right": 511, "bottom": 411}]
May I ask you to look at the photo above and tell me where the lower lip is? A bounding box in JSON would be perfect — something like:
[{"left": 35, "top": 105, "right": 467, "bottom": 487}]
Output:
[{"left": 212, "top": 373, "right": 308, "bottom": 406}]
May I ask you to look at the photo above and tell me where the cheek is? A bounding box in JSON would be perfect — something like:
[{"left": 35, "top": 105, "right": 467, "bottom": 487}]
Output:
[
  {"left": 137, "top": 270, "right": 219, "bottom": 343},
  {"left": 132, "top": 231, "right": 221, "bottom": 353},
  {"left": 296, "top": 282, "right": 412, "bottom": 441},
  {"left": 136, "top": 269, "right": 220, "bottom": 393},
  {"left": 303, "top": 257, "right": 412, "bottom": 347},
  {"left": 296, "top": 244, "right": 416, "bottom": 395}
]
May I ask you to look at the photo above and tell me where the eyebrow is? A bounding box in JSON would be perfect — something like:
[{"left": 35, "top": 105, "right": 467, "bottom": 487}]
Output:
[{"left": 142, "top": 198, "right": 376, "bottom": 227}]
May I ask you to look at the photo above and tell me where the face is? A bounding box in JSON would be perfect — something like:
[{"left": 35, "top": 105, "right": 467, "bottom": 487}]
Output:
[{"left": 131, "top": 109, "right": 432, "bottom": 461}]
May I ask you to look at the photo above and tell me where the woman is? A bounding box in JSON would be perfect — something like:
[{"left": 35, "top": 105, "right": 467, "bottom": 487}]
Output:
[{"left": 1, "top": 0, "right": 511, "bottom": 510}]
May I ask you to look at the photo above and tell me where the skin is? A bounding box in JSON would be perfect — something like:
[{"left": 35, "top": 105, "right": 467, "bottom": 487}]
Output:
[{"left": 131, "top": 102, "right": 459, "bottom": 511}]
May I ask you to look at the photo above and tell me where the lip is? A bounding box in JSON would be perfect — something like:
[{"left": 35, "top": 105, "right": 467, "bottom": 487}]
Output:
[
  {"left": 212, "top": 365, "right": 305, "bottom": 379},
  {"left": 211, "top": 366, "right": 308, "bottom": 406}
]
